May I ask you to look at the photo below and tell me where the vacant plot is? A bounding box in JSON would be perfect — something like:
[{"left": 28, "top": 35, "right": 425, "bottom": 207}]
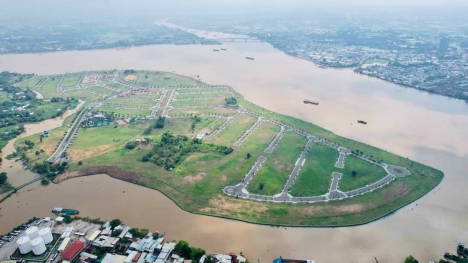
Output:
[
  {"left": 289, "top": 143, "right": 339, "bottom": 197},
  {"left": 16, "top": 77, "right": 43, "bottom": 89},
  {"left": 130, "top": 94, "right": 161, "bottom": 100},
  {"left": 177, "top": 87, "right": 228, "bottom": 94},
  {"left": 175, "top": 92, "right": 233, "bottom": 100},
  {"left": 211, "top": 114, "right": 257, "bottom": 145},
  {"left": 65, "top": 89, "right": 100, "bottom": 104},
  {"left": 61, "top": 75, "right": 82, "bottom": 87},
  {"left": 339, "top": 155, "right": 389, "bottom": 191},
  {"left": 247, "top": 132, "right": 308, "bottom": 195},
  {"left": 108, "top": 83, "right": 128, "bottom": 90},
  {"left": 37, "top": 78, "right": 62, "bottom": 99},
  {"left": 171, "top": 98, "right": 226, "bottom": 107},
  {"left": 87, "top": 86, "right": 115, "bottom": 95},
  {"left": 138, "top": 71, "right": 200, "bottom": 87},
  {"left": 104, "top": 98, "right": 156, "bottom": 108},
  {"left": 168, "top": 107, "right": 237, "bottom": 117},
  {"left": 98, "top": 107, "right": 151, "bottom": 117},
  {"left": 124, "top": 74, "right": 138, "bottom": 82}
]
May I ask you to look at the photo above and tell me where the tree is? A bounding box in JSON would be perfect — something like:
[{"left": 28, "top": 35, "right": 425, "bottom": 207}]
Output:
[
  {"left": 41, "top": 179, "right": 49, "bottom": 185},
  {"left": 63, "top": 215, "right": 72, "bottom": 224},
  {"left": 78, "top": 161, "right": 83, "bottom": 165},
  {"left": 351, "top": 171, "right": 357, "bottom": 177},
  {"left": 35, "top": 151, "right": 40, "bottom": 156},
  {"left": 175, "top": 240, "right": 191, "bottom": 259},
  {"left": 246, "top": 153, "right": 251, "bottom": 159},
  {"left": 0, "top": 172, "right": 7, "bottom": 185},
  {"left": 110, "top": 219, "right": 122, "bottom": 229},
  {"left": 190, "top": 247, "right": 205, "bottom": 261},
  {"left": 111, "top": 229, "right": 122, "bottom": 237},
  {"left": 259, "top": 183, "right": 264, "bottom": 190},
  {"left": 404, "top": 255, "right": 418, "bottom": 263}
]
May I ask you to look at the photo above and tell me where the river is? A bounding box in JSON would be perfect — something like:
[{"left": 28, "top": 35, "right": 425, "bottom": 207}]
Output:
[{"left": 0, "top": 31, "right": 467, "bottom": 263}]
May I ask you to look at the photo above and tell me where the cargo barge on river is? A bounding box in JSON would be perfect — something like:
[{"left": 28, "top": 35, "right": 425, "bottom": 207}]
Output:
[
  {"left": 52, "top": 207, "right": 79, "bottom": 216},
  {"left": 303, "top": 99, "right": 319, "bottom": 105},
  {"left": 357, "top": 120, "right": 367, "bottom": 125},
  {"left": 245, "top": 57, "right": 255, "bottom": 60}
]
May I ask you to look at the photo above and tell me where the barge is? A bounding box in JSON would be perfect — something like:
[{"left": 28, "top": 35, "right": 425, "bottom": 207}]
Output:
[
  {"left": 303, "top": 99, "right": 319, "bottom": 105},
  {"left": 273, "top": 257, "right": 315, "bottom": 263},
  {"left": 221, "top": 48, "right": 227, "bottom": 51},
  {"left": 52, "top": 207, "right": 79, "bottom": 215},
  {"left": 357, "top": 120, "right": 367, "bottom": 125},
  {"left": 213, "top": 49, "right": 220, "bottom": 52},
  {"left": 245, "top": 57, "right": 255, "bottom": 60}
]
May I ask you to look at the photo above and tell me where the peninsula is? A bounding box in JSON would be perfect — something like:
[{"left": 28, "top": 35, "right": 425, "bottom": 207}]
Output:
[{"left": 12, "top": 70, "right": 443, "bottom": 227}]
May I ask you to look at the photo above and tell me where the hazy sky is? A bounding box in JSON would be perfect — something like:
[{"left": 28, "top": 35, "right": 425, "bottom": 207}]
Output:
[{"left": 1, "top": 0, "right": 467, "bottom": 22}]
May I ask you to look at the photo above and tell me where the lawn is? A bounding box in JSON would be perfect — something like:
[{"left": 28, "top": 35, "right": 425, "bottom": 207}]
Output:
[
  {"left": 338, "top": 155, "right": 389, "bottom": 192},
  {"left": 64, "top": 89, "right": 100, "bottom": 105},
  {"left": 210, "top": 114, "right": 257, "bottom": 145},
  {"left": 37, "top": 77, "right": 62, "bottom": 99},
  {"left": 175, "top": 92, "right": 233, "bottom": 100},
  {"left": 289, "top": 143, "right": 339, "bottom": 197},
  {"left": 61, "top": 75, "right": 82, "bottom": 87},
  {"left": 168, "top": 107, "right": 237, "bottom": 117},
  {"left": 171, "top": 98, "right": 226, "bottom": 107},
  {"left": 87, "top": 86, "right": 115, "bottom": 95},
  {"left": 247, "top": 132, "right": 308, "bottom": 195}
]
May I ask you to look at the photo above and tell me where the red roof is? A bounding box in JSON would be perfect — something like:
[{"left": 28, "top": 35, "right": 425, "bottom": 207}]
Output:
[
  {"left": 133, "top": 252, "right": 142, "bottom": 263},
  {"left": 61, "top": 240, "right": 86, "bottom": 260}
]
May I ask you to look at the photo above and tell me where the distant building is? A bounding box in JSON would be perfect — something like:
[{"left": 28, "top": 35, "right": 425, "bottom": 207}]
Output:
[{"left": 61, "top": 240, "right": 86, "bottom": 261}]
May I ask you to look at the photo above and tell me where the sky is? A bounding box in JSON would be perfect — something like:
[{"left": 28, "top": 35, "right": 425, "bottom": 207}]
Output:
[{"left": 1, "top": 0, "right": 467, "bottom": 22}]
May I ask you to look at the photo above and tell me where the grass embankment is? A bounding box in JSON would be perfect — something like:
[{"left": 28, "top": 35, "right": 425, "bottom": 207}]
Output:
[
  {"left": 15, "top": 77, "right": 43, "bottom": 89},
  {"left": 289, "top": 143, "right": 340, "bottom": 196},
  {"left": 176, "top": 87, "right": 228, "bottom": 94},
  {"left": 104, "top": 98, "right": 157, "bottom": 108},
  {"left": 35, "top": 77, "right": 62, "bottom": 99},
  {"left": 108, "top": 83, "right": 128, "bottom": 90},
  {"left": 87, "top": 86, "right": 115, "bottom": 95},
  {"left": 248, "top": 132, "right": 307, "bottom": 195},
  {"left": 61, "top": 75, "right": 82, "bottom": 87},
  {"left": 136, "top": 71, "right": 200, "bottom": 87},
  {"left": 171, "top": 98, "right": 226, "bottom": 107}
]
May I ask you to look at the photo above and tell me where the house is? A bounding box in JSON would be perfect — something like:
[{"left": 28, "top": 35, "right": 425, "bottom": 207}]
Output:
[
  {"left": 61, "top": 240, "right": 86, "bottom": 261},
  {"left": 102, "top": 254, "right": 127, "bottom": 263}
]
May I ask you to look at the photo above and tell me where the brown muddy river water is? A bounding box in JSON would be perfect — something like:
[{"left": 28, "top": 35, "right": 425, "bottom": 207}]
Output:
[{"left": 0, "top": 37, "right": 468, "bottom": 263}]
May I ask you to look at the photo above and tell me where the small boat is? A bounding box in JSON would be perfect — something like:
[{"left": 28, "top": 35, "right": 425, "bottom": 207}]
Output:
[
  {"left": 221, "top": 48, "right": 227, "bottom": 51},
  {"left": 357, "top": 120, "right": 367, "bottom": 125},
  {"left": 213, "top": 49, "right": 220, "bottom": 52},
  {"left": 245, "top": 57, "right": 255, "bottom": 60},
  {"left": 303, "top": 99, "right": 319, "bottom": 105}
]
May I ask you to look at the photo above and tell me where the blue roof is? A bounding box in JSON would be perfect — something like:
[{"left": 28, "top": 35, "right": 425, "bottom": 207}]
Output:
[{"left": 273, "top": 258, "right": 283, "bottom": 263}]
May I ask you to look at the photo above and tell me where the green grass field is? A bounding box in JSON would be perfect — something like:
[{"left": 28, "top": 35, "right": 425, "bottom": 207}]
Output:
[
  {"left": 177, "top": 87, "right": 228, "bottom": 94},
  {"left": 168, "top": 107, "right": 237, "bottom": 117},
  {"left": 289, "top": 143, "right": 339, "bottom": 196},
  {"left": 108, "top": 83, "right": 128, "bottom": 90},
  {"left": 137, "top": 71, "right": 200, "bottom": 87},
  {"left": 210, "top": 114, "right": 257, "bottom": 145},
  {"left": 61, "top": 75, "right": 82, "bottom": 87},
  {"left": 338, "top": 155, "right": 388, "bottom": 191},
  {"left": 37, "top": 78, "right": 62, "bottom": 99},
  {"left": 171, "top": 98, "right": 226, "bottom": 107},
  {"left": 87, "top": 86, "right": 115, "bottom": 95},
  {"left": 247, "top": 132, "right": 308, "bottom": 195},
  {"left": 15, "top": 77, "right": 43, "bottom": 89},
  {"left": 98, "top": 107, "right": 151, "bottom": 117},
  {"left": 104, "top": 98, "right": 156, "bottom": 108},
  {"left": 175, "top": 92, "right": 233, "bottom": 100}
]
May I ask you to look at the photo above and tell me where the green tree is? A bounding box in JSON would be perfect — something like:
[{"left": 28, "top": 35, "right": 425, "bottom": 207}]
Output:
[
  {"left": 41, "top": 179, "right": 49, "bottom": 185},
  {"left": 63, "top": 215, "right": 72, "bottom": 223},
  {"left": 190, "top": 247, "right": 205, "bottom": 261},
  {"left": 246, "top": 153, "right": 251, "bottom": 159},
  {"left": 404, "top": 255, "right": 418, "bottom": 263},
  {"left": 0, "top": 172, "right": 7, "bottom": 185},
  {"left": 351, "top": 171, "right": 357, "bottom": 177},
  {"left": 35, "top": 151, "right": 40, "bottom": 156},
  {"left": 110, "top": 219, "right": 122, "bottom": 229},
  {"left": 175, "top": 240, "right": 191, "bottom": 259}
]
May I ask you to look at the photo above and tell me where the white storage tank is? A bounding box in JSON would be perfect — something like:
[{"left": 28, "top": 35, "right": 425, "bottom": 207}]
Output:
[
  {"left": 26, "top": 226, "right": 39, "bottom": 239},
  {"left": 31, "top": 237, "right": 46, "bottom": 255},
  {"left": 38, "top": 228, "right": 53, "bottom": 244},
  {"left": 17, "top": 236, "right": 32, "bottom": 254}
]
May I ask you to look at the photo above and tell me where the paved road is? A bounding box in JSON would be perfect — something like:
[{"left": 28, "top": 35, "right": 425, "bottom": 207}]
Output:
[
  {"left": 386, "top": 165, "right": 411, "bottom": 177},
  {"left": 330, "top": 172, "right": 342, "bottom": 191},
  {"left": 233, "top": 118, "right": 262, "bottom": 147},
  {"left": 264, "top": 127, "right": 286, "bottom": 153},
  {"left": 335, "top": 149, "right": 346, "bottom": 168},
  {"left": 281, "top": 139, "right": 314, "bottom": 194},
  {"left": 162, "top": 90, "right": 176, "bottom": 116},
  {"left": 223, "top": 156, "right": 267, "bottom": 197},
  {"left": 205, "top": 112, "right": 241, "bottom": 140},
  {"left": 345, "top": 174, "right": 395, "bottom": 197}
]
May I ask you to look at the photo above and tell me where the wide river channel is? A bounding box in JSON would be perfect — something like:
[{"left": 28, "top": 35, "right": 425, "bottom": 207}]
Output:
[{"left": 0, "top": 29, "right": 468, "bottom": 263}]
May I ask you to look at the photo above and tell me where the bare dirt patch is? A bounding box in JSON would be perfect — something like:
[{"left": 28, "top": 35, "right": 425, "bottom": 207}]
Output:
[
  {"left": 69, "top": 145, "right": 114, "bottom": 160},
  {"left": 380, "top": 181, "right": 413, "bottom": 201},
  {"left": 124, "top": 74, "right": 137, "bottom": 81},
  {"left": 184, "top": 173, "right": 206, "bottom": 184},
  {"left": 201, "top": 195, "right": 267, "bottom": 216},
  {"left": 300, "top": 203, "right": 366, "bottom": 216}
]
